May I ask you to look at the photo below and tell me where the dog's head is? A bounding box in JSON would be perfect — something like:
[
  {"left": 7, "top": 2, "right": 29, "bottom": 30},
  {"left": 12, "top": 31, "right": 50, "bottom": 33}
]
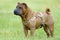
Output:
[{"left": 14, "top": 2, "right": 28, "bottom": 17}]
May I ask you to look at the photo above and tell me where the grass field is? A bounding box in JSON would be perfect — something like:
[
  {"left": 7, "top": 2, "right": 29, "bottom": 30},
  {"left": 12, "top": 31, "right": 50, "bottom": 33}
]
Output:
[{"left": 0, "top": 0, "right": 60, "bottom": 40}]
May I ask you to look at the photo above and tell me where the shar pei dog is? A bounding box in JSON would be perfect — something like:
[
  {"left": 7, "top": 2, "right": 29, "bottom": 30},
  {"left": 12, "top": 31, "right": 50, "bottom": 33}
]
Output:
[{"left": 14, "top": 2, "right": 54, "bottom": 37}]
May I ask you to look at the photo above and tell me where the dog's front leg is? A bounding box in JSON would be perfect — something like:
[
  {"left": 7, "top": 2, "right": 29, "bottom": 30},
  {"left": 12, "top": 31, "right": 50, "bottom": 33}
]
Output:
[
  {"left": 24, "top": 26, "right": 28, "bottom": 37},
  {"left": 30, "top": 27, "right": 35, "bottom": 36}
]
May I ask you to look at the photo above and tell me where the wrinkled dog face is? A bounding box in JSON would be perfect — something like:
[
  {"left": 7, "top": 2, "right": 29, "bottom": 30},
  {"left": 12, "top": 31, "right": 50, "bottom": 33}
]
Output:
[{"left": 14, "top": 2, "right": 27, "bottom": 16}]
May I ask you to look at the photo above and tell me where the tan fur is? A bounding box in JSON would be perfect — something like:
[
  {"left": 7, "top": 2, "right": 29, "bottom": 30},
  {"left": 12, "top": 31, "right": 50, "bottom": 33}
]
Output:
[{"left": 15, "top": 3, "right": 54, "bottom": 37}]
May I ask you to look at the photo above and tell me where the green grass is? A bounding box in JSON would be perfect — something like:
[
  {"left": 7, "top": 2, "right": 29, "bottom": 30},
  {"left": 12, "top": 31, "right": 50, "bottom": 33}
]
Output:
[{"left": 0, "top": 0, "right": 60, "bottom": 40}]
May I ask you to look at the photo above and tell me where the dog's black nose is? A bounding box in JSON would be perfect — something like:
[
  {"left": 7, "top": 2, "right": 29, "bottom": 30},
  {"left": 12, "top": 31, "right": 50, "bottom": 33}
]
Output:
[{"left": 14, "top": 9, "right": 19, "bottom": 15}]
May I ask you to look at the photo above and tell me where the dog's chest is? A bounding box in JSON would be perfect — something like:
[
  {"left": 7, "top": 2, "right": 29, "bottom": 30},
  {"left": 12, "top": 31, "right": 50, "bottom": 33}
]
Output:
[
  {"left": 22, "top": 21, "right": 29, "bottom": 26},
  {"left": 23, "top": 17, "right": 36, "bottom": 27},
  {"left": 23, "top": 12, "right": 44, "bottom": 28}
]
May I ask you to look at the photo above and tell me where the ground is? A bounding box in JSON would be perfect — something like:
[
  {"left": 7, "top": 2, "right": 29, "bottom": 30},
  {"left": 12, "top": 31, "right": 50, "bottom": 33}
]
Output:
[{"left": 0, "top": 0, "right": 60, "bottom": 40}]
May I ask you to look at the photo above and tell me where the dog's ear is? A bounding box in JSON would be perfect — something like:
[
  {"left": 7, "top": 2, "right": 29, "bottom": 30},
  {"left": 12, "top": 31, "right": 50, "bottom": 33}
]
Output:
[
  {"left": 17, "top": 2, "right": 20, "bottom": 4},
  {"left": 22, "top": 3, "right": 28, "bottom": 8}
]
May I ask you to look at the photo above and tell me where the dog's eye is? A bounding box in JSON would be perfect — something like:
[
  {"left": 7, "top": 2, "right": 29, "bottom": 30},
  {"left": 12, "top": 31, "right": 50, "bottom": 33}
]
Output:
[{"left": 19, "top": 7, "right": 22, "bottom": 9}]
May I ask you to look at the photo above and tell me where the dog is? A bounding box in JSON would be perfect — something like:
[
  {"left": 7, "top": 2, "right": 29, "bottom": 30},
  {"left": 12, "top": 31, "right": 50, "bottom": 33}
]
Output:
[{"left": 14, "top": 2, "right": 54, "bottom": 37}]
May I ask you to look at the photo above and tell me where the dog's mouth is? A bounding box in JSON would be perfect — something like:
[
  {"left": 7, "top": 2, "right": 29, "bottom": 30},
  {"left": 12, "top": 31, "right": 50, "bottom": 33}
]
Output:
[
  {"left": 14, "top": 10, "right": 19, "bottom": 15},
  {"left": 14, "top": 9, "right": 20, "bottom": 15},
  {"left": 14, "top": 9, "right": 23, "bottom": 16}
]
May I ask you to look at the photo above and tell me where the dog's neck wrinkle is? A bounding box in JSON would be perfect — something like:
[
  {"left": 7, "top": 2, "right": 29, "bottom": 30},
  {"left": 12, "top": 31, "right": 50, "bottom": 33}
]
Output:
[
  {"left": 27, "top": 12, "right": 34, "bottom": 20},
  {"left": 22, "top": 12, "right": 28, "bottom": 21},
  {"left": 22, "top": 8, "right": 29, "bottom": 21},
  {"left": 21, "top": 7, "right": 34, "bottom": 21},
  {"left": 22, "top": 8, "right": 33, "bottom": 21},
  {"left": 27, "top": 9, "right": 34, "bottom": 20}
]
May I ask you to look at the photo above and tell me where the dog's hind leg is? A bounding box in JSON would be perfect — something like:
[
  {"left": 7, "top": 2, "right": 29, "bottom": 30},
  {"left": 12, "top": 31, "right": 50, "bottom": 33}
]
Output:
[
  {"left": 48, "top": 24, "right": 54, "bottom": 37},
  {"left": 43, "top": 24, "right": 50, "bottom": 37}
]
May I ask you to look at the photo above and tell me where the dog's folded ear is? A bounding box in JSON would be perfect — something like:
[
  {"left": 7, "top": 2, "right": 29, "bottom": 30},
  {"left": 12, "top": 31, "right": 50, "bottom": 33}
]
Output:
[
  {"left": 17, "top": 2, "right": 20, "bottom": 4},
  {"left": 22, "top": 3, "right": 28, "bottom": 8},
  {"left": 17, "top": 2, "right": 28, "bottom": 8}
]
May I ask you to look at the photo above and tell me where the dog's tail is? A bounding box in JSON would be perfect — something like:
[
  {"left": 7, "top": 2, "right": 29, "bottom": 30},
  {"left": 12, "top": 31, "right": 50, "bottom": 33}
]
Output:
[{"left": 46, "top": 8, "right": 50, "bottom": 15}]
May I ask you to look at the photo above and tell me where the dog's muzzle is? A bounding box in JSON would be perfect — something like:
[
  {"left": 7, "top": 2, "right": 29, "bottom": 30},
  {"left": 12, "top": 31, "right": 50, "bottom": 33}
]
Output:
[{"left": 14, "top": 8, "right": 20, "bottom": 15}]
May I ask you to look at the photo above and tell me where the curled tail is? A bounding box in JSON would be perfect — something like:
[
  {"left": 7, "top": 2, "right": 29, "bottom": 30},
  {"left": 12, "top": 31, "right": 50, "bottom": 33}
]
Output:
[{"left": 46, "top": 8, "right": 50, "bottom": 15}]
